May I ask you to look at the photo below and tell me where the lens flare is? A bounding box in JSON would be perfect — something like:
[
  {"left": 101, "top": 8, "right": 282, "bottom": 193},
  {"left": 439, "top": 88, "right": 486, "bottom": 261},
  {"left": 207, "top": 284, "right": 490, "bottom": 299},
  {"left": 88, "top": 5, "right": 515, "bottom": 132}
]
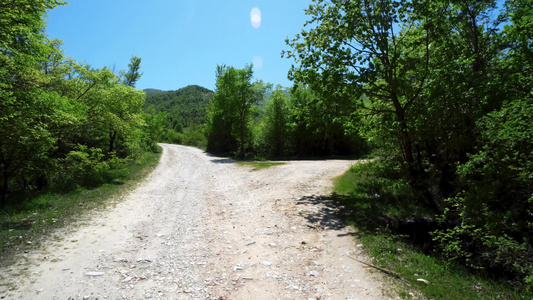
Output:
[
  {"left": 250, "top": 8, "right": 261, "bottom": 29},
  {"left": 252, "top": 55, "right": 263, "bottom": 70}
]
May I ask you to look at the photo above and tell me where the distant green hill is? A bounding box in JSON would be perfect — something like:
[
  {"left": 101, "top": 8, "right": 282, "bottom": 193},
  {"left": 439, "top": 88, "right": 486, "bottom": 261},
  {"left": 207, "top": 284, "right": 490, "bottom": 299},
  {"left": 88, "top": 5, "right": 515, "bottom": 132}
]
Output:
[
  {"left": 143, "top": 85, "right": 214, "bottom": 130},
  {"left": 143, "top": 88, "right": 166, "bottom": 96}
]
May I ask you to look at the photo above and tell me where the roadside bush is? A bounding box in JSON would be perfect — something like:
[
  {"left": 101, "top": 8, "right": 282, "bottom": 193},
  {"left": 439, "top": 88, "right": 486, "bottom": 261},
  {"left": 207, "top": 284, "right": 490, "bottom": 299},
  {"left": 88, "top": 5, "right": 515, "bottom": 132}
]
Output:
[
  {"left": 336, "top": 159, "right": 426, "bottom": 229},
  {"left": 163, "top": 129, "right": 181, "bottom": 144},
  {"left": 180, "top": 125, "right": 207, "bottom": 149},
  {"left": 434, "top": 97, "right": 533, "bottom": 283},
  {"left": 53, "top": 146, "right": 118, "bottom": 190}
]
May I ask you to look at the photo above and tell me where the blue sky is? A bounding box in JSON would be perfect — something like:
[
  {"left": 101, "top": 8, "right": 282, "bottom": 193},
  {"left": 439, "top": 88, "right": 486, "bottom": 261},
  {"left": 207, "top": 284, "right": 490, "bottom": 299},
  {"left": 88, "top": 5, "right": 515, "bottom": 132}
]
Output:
[{"left": 46, "top": 1, "right": 312, "bottom": 91}]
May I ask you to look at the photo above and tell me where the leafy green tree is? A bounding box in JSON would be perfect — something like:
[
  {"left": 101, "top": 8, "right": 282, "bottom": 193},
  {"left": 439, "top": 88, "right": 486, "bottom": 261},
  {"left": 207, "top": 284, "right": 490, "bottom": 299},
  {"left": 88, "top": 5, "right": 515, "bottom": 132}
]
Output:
[
  {"left": 285, "top": 0, "right": 533, "bottom": 284},
  {"left": 63, "top": 63, "right": 145, "bottom": 157},
  {"left": 432, "top": 0, "right": 533, "bottom": 282},
  {"left": 206, "top": 65, "right": 264, "bottom": 157},
  {"left": 288, "top": 85, "right": 367, "bottom": 156},
  {"left": 0, "top": 0, "right": 66, "bottom": 203},
  {"left": 255, "top": 86, "right": 291, "bottom": 157},
  {"left": 122, "top": 56, "right": 143, "bottom": 88},
  {"left": 434, "top": 96, "right": 533, "bottom": 280},
  {"left": 0, "top": 0, "right": 152, "bottom": 204},
  {"left": 284, "top": 0, "right": 431, "bottom": 169},
  {"left": 284, "top": 0, "right": 504, "bottom": 207},
  {"left": 142, "top": 112, "right": 166, "bottom": 152}
]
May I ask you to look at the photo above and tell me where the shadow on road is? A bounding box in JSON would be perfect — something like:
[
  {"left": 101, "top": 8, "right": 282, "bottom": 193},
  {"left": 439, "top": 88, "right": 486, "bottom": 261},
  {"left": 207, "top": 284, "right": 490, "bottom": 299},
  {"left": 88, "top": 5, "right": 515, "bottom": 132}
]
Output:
[
  {"left": 296, "top": 195, "right": 360, "bottom": 238},
  {"left": 210, "top": 158, "right": 235, "bottom": 164}
]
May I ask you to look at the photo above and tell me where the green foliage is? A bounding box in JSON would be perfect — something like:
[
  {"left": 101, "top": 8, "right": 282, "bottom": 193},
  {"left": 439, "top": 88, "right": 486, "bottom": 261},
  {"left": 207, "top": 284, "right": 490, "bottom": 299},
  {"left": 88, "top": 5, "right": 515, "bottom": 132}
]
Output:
[
  {"left": 0, "top": 150, "right": 161, "bottom": 257},
  {"left": 0, "top": 2, "right": 154, "bottom": 205},
  {"left": 122, "top": 56, "right": 143, "bottom": 88},
  {"left": 254, "top": 87, "right": 292, "bottom": 157},
  {"left": 142, "top": 112, "right": 166, "bottom": 152},
  {"left": 143, "top": 85, "right": 214, "bottom": 132},
  {"left": 60, "top": 146, "right": 110, "bottom": 188},
  {"left": 206, "top": 65, "right": 265, "bottom": 157},
  {"left": 288, "top": 86, "right": 369, "bottom": 157},
  {"left": 173, "top": 125, "right": 207, "bottom": 149},
  {"left": 334, "top": 168, "right": 532, "bottom": 299},
  {"left": 434, "top": 97, "right": 533, "bottom": 280},
  {"left": 285, "top": 0, "right": 533, "bottom": 289}
]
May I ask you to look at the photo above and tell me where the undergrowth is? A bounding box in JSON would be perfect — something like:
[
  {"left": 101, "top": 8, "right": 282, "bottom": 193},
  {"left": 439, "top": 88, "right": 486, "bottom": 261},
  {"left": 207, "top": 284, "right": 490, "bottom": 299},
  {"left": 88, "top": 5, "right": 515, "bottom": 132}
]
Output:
[
  {"left": 0, "top": 149, "right": 161, "bottom": 263},
  {"left": 333, "top": 160, "right": 532, "bottom": 299}
]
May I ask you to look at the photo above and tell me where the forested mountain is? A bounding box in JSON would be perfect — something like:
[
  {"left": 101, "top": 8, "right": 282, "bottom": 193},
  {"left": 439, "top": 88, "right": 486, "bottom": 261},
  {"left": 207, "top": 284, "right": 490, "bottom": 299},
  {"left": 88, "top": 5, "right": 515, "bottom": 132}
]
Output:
[
  {"left": 143, "top": 85, "right": 213, "bottom": 130},
  {"left": 142, "top": 85, "right": 214, "bottom": 147}
]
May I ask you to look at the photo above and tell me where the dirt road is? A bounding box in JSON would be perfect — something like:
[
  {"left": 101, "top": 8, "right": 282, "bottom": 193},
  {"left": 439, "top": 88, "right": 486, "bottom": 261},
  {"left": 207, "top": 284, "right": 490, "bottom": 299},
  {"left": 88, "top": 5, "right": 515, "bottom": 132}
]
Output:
[{"left": 0, "top": 144, "right": 388, "bottom": 299}]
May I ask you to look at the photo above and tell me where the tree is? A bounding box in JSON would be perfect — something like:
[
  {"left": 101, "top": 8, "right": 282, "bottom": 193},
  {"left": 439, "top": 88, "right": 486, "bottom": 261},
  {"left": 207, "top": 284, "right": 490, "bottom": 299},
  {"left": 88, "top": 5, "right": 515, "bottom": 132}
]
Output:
[
  {"left": 284, "top": 0, "right": 504, "bottom": 207},
  {"left": 255, "top": 86, "right": 291, "bottom": 157},
  {"left": 284, "top": 0, "right": 431, "bottom": 174},
  {"left": 206, "top": 65, "right": 264, "bottom": 157},
  {"left": 122, "top": 56, "right": 143, "bottom": 88},
  {"left": 288, "top": 85, "right": 367, "bottom": 156},
  {"left": 285, "top": 0, "right": 533, "bottom": 284},
  {"left": 0, "top": 0, "right": 65, "bottom": 203}
]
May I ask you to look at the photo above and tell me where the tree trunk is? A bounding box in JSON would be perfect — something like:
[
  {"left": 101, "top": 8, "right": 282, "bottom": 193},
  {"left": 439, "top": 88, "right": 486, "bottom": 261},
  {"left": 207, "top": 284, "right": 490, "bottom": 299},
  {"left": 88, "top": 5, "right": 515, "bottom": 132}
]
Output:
[
  {"left": 109, "top": 130, "right": 117, "bottom": 154},
  {"left": 239, "top": 115, "right": 245, "bottom": 159},
  {"left": 390, "top": 92, "right": 415, "bottom": 167},
  {"left": 1, "top": 165, "right": 9, "bottom": 206}
]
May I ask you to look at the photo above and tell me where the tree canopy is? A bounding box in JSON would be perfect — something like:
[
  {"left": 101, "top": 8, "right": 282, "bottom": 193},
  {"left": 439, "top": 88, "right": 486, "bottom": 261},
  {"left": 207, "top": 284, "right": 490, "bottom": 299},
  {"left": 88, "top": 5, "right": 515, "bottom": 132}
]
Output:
[
  {"left": 0, "top": 0, "right": 154, "bottom": 203},
  {"left": 284, "top": 0, "right": 533, "bottom": 286}
]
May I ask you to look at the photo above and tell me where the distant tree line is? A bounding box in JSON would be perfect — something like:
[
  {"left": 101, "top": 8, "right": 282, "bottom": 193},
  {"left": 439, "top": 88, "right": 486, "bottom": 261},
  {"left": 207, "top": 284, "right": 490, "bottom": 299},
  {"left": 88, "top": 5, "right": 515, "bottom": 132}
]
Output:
[
  {"left": 0, "top": 0, "right": 159, "bottom": 205},
  {"left": 205, "top": 65, "right": 369, "bottom": 159}
]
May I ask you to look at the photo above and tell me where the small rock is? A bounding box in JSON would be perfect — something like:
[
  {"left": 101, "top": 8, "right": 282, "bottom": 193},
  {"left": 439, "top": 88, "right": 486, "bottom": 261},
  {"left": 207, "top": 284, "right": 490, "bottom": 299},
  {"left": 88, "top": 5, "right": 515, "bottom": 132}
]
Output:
[
  {"left": 123, "top": 276, "right": 133, "bottom": 282},
  {"left": 245, "top": 241, "right": 256, "bottom": 246},
  {"left": 83, "top": 296, "right": 90, "bottom": 300},
  {"left": 269, "top": 243, "right": 277, "bottom": 247},
  {"left": 114, "top": 258, "right": 126, "bottom": 262},
  {"left": 137, "top": 258, "right": 153, "bottom": 263},
  {"left": 261, "top": 261, "right": 272, "bottom": 266},
  {"left": 417, "top": 278, "right": 430, "bottom": 284},
  {"left": 233, "top": 265, "right": 244, "bottom": 271},
  {"left": 85, "top": 272, "right": 105, "bottom": 276},
  {"left": 306, "top": 270, "right": 319, "bottom": 277}
]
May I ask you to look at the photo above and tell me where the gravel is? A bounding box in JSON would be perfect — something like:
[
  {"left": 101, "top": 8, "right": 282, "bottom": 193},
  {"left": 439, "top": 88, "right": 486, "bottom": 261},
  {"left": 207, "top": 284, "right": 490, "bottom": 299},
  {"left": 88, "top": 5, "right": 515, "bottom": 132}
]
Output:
[{"left": 0, "top": 144, "right": 388, "bottom": 299}]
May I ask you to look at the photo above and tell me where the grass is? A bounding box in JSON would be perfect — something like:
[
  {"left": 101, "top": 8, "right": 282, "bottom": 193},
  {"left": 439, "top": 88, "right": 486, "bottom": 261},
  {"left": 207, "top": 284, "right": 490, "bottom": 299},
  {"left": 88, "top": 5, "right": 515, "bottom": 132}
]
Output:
[
  {"left": 0, "top": 149, "right": 161, "bottom": 263},
  {"left": 235, "top": 161, "right": 286, "bottom": 171},
  {"left": 332, "top": 162, "right": 531, "bottom": 300}
]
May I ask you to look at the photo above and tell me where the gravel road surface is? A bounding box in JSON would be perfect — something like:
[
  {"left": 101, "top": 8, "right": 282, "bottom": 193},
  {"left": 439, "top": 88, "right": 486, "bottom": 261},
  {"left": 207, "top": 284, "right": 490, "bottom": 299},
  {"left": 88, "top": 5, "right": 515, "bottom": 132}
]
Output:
[{"left": 0, "top": 144, "right": 389, "bottom": 299}]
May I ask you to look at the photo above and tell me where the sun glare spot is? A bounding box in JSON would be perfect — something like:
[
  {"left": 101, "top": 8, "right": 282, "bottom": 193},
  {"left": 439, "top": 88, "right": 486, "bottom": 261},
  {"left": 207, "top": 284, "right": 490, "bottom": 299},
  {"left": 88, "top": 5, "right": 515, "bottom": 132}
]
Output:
[
  {"left": 252, "top": 56, "right": 264, "bottom": 70},
  {"left": 250, "top": 8, "right": 261, "bottom": 29}
]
